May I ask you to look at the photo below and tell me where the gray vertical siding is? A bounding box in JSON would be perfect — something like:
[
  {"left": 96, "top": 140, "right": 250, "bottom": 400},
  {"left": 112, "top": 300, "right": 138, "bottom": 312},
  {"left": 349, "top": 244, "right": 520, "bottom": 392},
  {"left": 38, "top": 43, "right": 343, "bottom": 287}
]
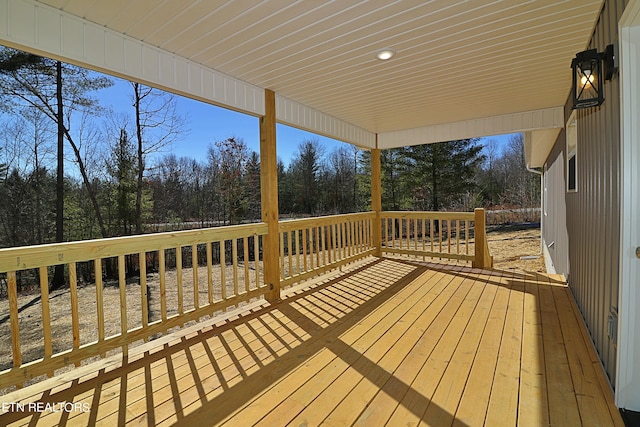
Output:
[
  {"left": 545, "top": 0, "right": 626, "bottom": 385},
  {"left": 542, "top": 131, "right": 570, "bottom": 276}
]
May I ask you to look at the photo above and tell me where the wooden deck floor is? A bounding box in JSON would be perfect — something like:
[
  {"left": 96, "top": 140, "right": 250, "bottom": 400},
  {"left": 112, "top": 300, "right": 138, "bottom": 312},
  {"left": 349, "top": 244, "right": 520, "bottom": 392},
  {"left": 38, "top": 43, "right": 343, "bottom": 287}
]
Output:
[{"left": 0, "top": 258, "right": 624, "bottom": 426}]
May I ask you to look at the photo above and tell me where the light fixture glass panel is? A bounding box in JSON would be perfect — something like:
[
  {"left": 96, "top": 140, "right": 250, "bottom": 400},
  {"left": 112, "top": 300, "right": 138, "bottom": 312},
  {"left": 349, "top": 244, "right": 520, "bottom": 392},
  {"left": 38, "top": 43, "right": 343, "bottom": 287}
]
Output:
[{"left": 571, "top": 49, "right": 603, "bottom": 109}]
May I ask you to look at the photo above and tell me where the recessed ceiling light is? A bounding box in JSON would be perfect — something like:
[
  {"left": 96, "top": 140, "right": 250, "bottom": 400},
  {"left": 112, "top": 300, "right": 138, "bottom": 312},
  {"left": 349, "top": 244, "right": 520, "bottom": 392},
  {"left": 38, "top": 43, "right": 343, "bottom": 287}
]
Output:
[{"left": 376, "top": 49, "right": 395, "bottom": 60}]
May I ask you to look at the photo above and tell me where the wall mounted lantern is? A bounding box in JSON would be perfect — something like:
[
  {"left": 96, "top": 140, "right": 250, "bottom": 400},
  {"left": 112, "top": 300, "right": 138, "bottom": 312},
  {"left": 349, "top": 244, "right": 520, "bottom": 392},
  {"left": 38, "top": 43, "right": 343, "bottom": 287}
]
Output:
[{"left": 571, "top": 44, "right": 617, "bottom": 109}]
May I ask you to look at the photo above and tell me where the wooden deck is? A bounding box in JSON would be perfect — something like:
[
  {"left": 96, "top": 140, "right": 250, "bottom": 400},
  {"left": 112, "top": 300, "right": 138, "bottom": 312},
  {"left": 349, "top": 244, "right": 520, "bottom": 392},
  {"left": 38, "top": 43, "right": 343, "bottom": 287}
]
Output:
[{"left": 0, "top": 258, "right": 623, "bottom": 426}]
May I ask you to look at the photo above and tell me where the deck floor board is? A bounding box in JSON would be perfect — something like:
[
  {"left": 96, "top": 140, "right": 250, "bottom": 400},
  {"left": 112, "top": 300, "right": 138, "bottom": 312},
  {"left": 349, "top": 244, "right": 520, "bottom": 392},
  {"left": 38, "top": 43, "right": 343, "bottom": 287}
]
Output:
[
  {"left": 452, "top": 270, "right": 513, "bottom": 427},
  {"left": 0, "top": 258, "right": 623, "bottom": 427},
  {"left": 517, "top": 278, "right": 549, "bottom": 427}
]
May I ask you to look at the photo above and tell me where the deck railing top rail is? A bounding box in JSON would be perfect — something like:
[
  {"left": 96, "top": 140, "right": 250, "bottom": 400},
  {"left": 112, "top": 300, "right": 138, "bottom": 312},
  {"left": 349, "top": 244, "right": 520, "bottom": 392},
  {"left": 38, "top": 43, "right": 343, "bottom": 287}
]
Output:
[
  {"left": 278, "top": 211, "right": 374, "bottom": 231},
  {"left": 380, "top": 211, "right": 475, "bottom": 220},
  {"left": 0, "top": 222, "right": 268, "bottom": 273}
]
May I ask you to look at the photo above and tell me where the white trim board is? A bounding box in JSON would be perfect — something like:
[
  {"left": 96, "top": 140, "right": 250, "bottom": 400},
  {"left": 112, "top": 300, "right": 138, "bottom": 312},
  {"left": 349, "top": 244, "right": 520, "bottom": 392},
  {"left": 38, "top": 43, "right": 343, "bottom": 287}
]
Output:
[
  {"left": 0, "top": 0, "right": 265, "bottom": 116},
  {"left": 617, "top": 0, "right": 640, "bottom": 411},
  {"left": 275, "top": 95, "right": 376, "bottom": 149},
  {"left": 377, "top": 106, "right": 564, "bottom": 149}
]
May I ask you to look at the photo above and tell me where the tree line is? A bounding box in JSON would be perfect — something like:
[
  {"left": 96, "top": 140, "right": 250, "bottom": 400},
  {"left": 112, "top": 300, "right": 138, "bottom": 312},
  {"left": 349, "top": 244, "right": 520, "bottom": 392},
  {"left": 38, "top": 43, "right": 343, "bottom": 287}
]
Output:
[{"left": 0, "top": 47, "right": 539, "bottom": 255}]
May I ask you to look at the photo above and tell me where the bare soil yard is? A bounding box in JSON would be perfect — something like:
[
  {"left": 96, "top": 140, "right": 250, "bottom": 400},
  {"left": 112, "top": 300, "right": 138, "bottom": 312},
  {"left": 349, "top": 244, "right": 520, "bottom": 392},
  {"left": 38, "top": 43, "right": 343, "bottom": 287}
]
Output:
[{"left": 487, "top": 223, "right": 545, "bottom": 272}]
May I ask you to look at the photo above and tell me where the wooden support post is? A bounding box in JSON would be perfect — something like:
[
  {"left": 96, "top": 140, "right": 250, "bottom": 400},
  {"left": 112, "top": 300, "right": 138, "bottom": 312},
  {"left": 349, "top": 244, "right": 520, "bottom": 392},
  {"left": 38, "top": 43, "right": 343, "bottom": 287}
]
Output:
[
  {"left": 260, "top": 89, "right": 281, "bottom": 303},
  {"left": 473, "top": 208, "right": 492, "bottom": 268},
  {"left": 371, "top": 146, "right": 382, "bottom": 257}
]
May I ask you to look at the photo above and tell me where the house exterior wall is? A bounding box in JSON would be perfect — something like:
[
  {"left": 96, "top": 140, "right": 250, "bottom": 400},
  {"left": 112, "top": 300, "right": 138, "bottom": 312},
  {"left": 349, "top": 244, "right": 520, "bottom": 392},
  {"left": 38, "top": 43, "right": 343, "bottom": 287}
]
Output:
[
  {"left": 542, "top": 132, "right": 570, "bottom": 277},
  {"left": 543, "top": 0, "right": 626, "bottom": 385}
]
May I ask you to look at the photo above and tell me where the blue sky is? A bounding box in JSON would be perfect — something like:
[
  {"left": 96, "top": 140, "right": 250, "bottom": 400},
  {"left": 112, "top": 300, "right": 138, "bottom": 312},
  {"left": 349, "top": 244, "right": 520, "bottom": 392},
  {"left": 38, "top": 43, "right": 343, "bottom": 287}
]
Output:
[
  {"left": 101, "top": 76, "right": 518, "bottom": 166},
  {"left": 101, "top": 77, "right": 349, "bottom": 165}
]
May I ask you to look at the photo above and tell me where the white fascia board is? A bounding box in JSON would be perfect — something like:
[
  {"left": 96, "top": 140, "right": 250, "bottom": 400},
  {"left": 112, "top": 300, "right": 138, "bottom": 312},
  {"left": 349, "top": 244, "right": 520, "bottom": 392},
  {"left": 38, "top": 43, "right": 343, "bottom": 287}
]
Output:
[
  {"left": 377, "top": 106, "right": 565, "bottom": 149},
  {"left": 0, "top": 0, "right": 265, "bottom": 116},
  {"left": 276, "top": 95, "right": 376, "bottom": 149},
  {"left": 526, "top": 128, "right": 563, "bottom": 169}
]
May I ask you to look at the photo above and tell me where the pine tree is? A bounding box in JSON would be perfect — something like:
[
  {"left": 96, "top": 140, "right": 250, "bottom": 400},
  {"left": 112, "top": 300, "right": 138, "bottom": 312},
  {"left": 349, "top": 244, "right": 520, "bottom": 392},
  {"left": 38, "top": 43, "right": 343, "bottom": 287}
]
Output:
[
  {"left": 404, "top": 139, "right": 485, "bottom": 211},
  {"left": 244, "top": 151, "right": 261, "bottom": 221},
  {"left": 289, "top": 139, "right": 323, "bottom": 214},
  {"left": 106, "top": 129, "right": 137, "bottom": 235},
  {"left": 380, "top": 148, "right": 409, "bottom": 210}
]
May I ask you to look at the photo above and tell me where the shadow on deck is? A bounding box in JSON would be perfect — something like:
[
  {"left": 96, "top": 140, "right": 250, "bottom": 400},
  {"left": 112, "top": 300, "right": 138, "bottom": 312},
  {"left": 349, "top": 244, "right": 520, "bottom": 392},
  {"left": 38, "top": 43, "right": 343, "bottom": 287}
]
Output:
[{"left": 0, "top": 258, "right": 624, "bottom": 426}]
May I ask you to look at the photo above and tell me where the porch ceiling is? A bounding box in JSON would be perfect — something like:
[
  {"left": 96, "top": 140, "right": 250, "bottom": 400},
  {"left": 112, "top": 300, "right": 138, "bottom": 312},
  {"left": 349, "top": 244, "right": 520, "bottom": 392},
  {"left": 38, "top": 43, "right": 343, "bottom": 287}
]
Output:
[{"left": 20, "top": 1, "right": 602, "bottom": 152}]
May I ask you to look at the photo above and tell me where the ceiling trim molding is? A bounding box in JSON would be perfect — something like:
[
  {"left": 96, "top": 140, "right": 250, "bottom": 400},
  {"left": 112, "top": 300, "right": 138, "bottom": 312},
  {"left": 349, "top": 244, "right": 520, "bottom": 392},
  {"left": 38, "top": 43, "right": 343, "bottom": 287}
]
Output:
[
  {"left": 0, "top": 0, "right": 265, "bottom": 116},
  {"left": 377, "top": 106, "right": 565, "bottom": 149},
  {"left": 276, "top": 95, "right": 376, "bottom": 149}
]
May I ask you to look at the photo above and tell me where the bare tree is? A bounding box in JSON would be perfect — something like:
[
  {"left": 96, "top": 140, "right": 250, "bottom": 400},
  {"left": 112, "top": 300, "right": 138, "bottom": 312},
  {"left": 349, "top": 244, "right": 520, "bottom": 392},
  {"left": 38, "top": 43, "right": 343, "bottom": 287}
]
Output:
[
  {"left": 328, "top": 145, "right": 357, "bottom": 213},
  {"left": 0, "top": 147, "right": 7, "bottom": 182},
  {"left": 497, "top": 134, "right": 540, "bottom": 219},
  {"left": 478, "top": 138, "right": 503, "bottom": 205},
  {"left": 131, "top": 82, "right": 186, "bottom": 234},
  {"left": 23, "top": 109, "right": 55, "bottom": 243},
  {"left": 0, "top": 111, "right": 55, "bottom": 177},
  {"left": 0, "top": 48, "right": 111, "bottom": 287},
  {"left": 351, "top": 145, "right": 360, "bottom": 211},
  {"left": 149, "top": 154, "right": 188, "bottom": 226},
  {"left": 214, "top": 137, "right": 249, "bottom": 224}
]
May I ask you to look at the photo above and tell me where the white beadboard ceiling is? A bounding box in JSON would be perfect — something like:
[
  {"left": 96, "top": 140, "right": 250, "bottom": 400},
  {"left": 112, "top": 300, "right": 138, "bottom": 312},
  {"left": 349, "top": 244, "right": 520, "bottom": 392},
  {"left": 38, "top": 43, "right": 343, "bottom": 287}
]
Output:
[{"left": 26, "top": 0, "right": 602, "bottom": 154}]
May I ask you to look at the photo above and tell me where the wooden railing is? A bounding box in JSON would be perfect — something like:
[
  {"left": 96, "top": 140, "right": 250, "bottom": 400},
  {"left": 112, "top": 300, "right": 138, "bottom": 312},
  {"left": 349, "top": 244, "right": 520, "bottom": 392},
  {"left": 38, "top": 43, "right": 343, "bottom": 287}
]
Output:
[
  {"left": 0, "top": 223, "right": 268, "bottom": 389},
  {"left": 278, "top": 212, "right": 376, "bottom": 288},
  {"left": 380, "top": 208, "right": 493, "bottom": 268},
  {"left": 0, "top": 209, "right": 492, "bottom": 390}
]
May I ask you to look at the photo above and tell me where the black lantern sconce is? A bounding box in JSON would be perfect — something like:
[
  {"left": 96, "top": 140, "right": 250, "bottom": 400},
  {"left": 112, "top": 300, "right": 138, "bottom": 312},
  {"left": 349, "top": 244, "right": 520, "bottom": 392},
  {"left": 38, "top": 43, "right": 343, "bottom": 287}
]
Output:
[{"left": 571, "top": 44, "right": 617, "bottom": 109}]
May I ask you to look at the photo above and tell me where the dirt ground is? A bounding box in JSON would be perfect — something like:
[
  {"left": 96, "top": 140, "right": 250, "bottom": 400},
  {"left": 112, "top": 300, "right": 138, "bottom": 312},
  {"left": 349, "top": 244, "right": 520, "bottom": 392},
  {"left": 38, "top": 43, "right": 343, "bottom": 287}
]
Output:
[
  {"left": 0, "top": 224, "right": 545, "bottom": 393},
  {"left": 487, "top": 223, "right": 546, "bottom": 272}
]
